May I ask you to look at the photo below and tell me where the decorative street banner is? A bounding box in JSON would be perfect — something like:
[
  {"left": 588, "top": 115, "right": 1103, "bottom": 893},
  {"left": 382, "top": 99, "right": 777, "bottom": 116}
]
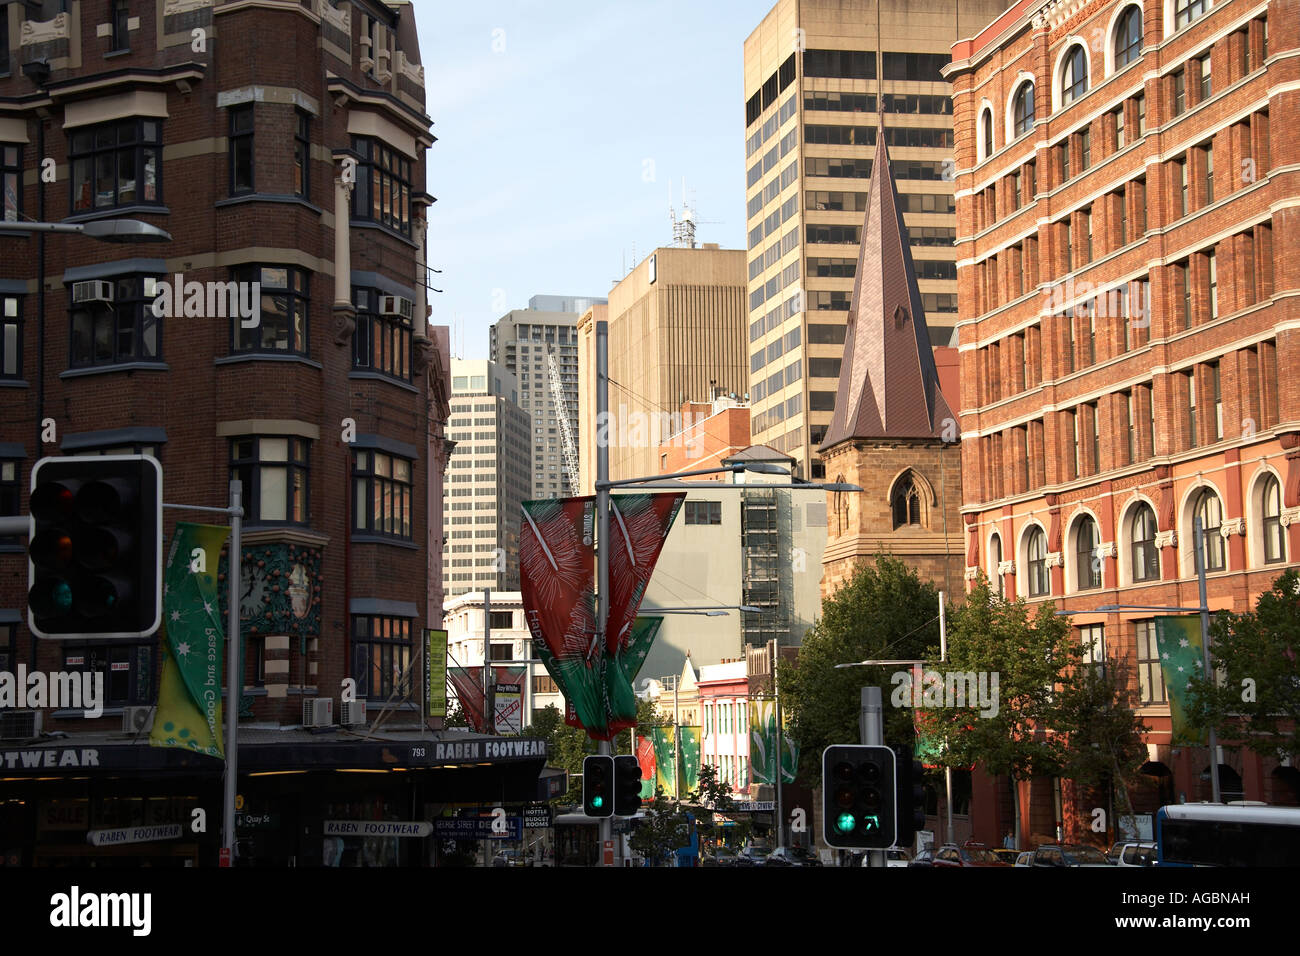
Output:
[
  {"left": 678, "top": 726, "right": 701, "bottom": 795},
  {"left": 912, "top": 706, "right": 946, "bottom": 768},
  {"left": 1155, "top": 616, "right": 1208, "bottom": 745},
  {"left": 426, "top": 629, "right": 448, "bottom": 721},
  {"left": 635, "top": 735, "right": 657, "bottom": 799},
  {"left": 748, "top": 700, "right": 798, "bottom": 785},
  {"left": 651, "top": 726, "right": 677, "bottom": 798},
  {"left": 151, "top": 523, "right": 230, "bottom": 758}
]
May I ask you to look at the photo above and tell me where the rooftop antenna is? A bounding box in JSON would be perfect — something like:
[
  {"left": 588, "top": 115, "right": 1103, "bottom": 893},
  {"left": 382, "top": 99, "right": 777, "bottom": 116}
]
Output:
[{"left": 670, "top": 175, "right": 697, "bottom": 248}]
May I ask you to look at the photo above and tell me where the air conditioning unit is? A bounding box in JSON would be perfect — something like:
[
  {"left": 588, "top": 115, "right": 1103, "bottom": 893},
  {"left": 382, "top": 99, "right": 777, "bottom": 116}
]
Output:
[
  {"left": 0, "top": 710, "right": 41, "bottom": 741},
  {"left": 378, "top": 294, "right": 413, "bottom": 320},
  {"left": 122, "top": 706, "right": 155, "bottom": 735},
  {"left": 71, "top": 280, "right": 114, "bottom": 305},
  {"left": 303, "top": 697, "right": 334, "bottom": 728},
  {"left": 340, "top": 699, "right": 367, "bottom": 727}
]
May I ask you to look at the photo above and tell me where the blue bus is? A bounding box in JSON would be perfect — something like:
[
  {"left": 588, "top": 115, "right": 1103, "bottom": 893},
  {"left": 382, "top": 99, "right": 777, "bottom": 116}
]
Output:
[{"left": 1155, "top": 803, "right": 1300, "bottom": 866}]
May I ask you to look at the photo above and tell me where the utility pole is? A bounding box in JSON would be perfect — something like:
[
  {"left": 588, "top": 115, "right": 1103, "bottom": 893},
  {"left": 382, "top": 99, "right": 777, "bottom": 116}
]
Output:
[
  {"left": 771, "top": 638, "right": 784, "bottom": 849},
  {"left": 595, "top": 321, "right": 613, "bottom": 862},
  {"left": 939, "top": 590, "right": 954, "bottom": 846},
  {"left": 859, "top": 686, "right": 886, "bottom": 867},
  {"left": 1193, "top": 516, "right": 1221, "bottom": 804}
]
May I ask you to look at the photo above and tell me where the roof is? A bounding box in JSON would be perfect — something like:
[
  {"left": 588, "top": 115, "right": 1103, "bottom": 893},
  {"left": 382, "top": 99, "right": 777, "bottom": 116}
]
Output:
[
  {"left": 722, "top": 444, "right": 794, "bottom": 464},
  {"left": 818, "top": 127, "right": 956, "bottom": 451}
]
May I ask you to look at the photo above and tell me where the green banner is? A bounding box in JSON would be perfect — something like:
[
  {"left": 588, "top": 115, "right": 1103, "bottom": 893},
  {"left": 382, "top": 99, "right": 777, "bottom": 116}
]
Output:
[
  {"left": 652, "top": 726, "right": 677, "bottom": 798},
  {"left": 426, "top": 629, "right": 448, "bottom": 720},
  {"left": 749, "top": 700, "right": 798, "bottom": 784},
  {"left": 1155, "top": 615, "right": 1207, "bottom": 745},
  {"left": 679, "top": 726, "right": 701, "bottom": 794},
  {"left": 151, "top": 523, "right": 230, "bottom": 757}
]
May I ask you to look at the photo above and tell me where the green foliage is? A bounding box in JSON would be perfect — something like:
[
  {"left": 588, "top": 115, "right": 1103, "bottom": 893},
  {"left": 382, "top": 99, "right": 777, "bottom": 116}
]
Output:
[
  {"left": 627, "top": 786, "right": 689, "bottom": 866},
  {"left": 781, "top": 556, "right": 941, "bottom": 785},
  {"left": 689, "top": 763, "right": 751, "bottom": 846},
  {"left": 1186, "top": 569, "right": 1300, "bottom": 762}
]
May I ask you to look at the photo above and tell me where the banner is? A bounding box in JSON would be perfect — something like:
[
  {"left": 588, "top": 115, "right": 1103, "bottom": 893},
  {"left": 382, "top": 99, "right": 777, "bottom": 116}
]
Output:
[
  {"left": 425, "top": 629, "right": 448, "bottom": 720},
  {"left": 635, "top": 736, "right": 657, "bottom": 799},
  {"left": 1155, "top": 616, "right": 1208, "bottom": 745},
  {"left": 151, "top": 523, "right": 230, "bottom": 757},
  {"left": 678, "top": 726, "right": 701, "bottom": 794},
  {"left": 748, "top": 700, "right": 798, "bottom": 785},
  {"left": 447, "top": 666, "right": 526, "bottom": 734},
  {"left": 651, "top": 726, "right": 678, "bottom": 799}
]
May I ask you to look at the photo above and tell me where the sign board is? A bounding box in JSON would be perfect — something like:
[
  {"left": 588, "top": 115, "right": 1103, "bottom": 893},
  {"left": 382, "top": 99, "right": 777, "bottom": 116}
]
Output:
[
  {"left": 87, "top": 824, "right": 182, "bottom": 846},
  {"left": 523, "top": 805, "right": 552, "bottom": 830},
  {"left": 494, "top": 682, "right": 522, "bottom": 735},
  {"left": 432, "top": 816, "right": 523, "bottom": 841},
  {"left": 733, "top": 801, "right": 775, "bottom": 812},
  {"left": 426, "top": 629, "right": 448, "bottom": 720},
  {"left": 236, "top": 812, "right": 279, "bottom": 832},
  {"left": 324, "top": 820, "right": 433, "bottom": 838},
  {"left": 219, "top": 847, "right": 231, "bottom": 868},
  {"left": 603, "top": 839, "right": 614, "bottom": 866}
]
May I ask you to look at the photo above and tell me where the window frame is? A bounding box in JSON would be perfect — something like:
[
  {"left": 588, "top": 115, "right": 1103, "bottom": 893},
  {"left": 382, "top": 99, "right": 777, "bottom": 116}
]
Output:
[
  {"left": 352, "top": 448, "right": 414, "bottom": 541},
  {"left": 351, "top": 615, "right": 413, "bottom": 701},
  {"left": 229, "top": 435, "right": 311, "bottom": 526},
  {"left": 1013, "top": 82, "right": 1035, "bottom": 138},
  {"left": 0, "top": 458, "right": 21, "bottom": 548},
  {"left": 1, "top": 294, "right": 21, "bottom": 379},
  {"left": 1130, "top": 503, "right": 1160, "bottom": 582},
  {"left": 1260, "top": 474, "right": 1284, "bottom": 564},
  {"left": 351, "top": 286, "right": 412, "bottom": 381},
  {"left": 62, "top": 642, "right": 156, "bottom": 708},
  {"left": 1192, "top": 488, "right": 1225, "bottom": 572},
  {"left": 1062, "top": 46, "right": 1089, "bottom": 106},
  {"left": 230, "top": 264, "right": 310, "bottom": 356},
  {"left": 1135, "top": 620, "right": 1167, "bottom": 704},
  {"left": 68, "top": 274, "right": 163, "bottom": 369},
  {"left": 1027, "top": 526, "right": 1049, "bottom": 597},
  {"left": 1075, "top": 516, "right": 1102, "bottom": 591},
  {"left": 110, "top": 0, "right": 130, "bottom": 53},
  {"left": 2, "top": 143, "right": 20, "bottom": 222},
  {"left": 68, "top": 118, "right": 162, "bottom": 212},
  {"left": 350, "top": 137, "right": 413, "bottom": 238},
  {"left": 1114, "top": 5, "right": 1143, "bottom": 69},
  {"left": 294, "top": 108, "right": 311, "bottom": 201},
  {"left": 229, "top": 104, "right": 254, "bottom": 196},
  {"left": 1175, "top": 0, "right": 1209, "bottom": 31}
]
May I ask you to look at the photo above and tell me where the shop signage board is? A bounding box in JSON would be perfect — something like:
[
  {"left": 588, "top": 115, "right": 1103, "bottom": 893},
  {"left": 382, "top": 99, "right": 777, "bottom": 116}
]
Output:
[
  {"left": 86, "top": 824, "right": 183, "bottom": 846},
  {"left": 523, "top": 804, "right": 552, "bottom": 829},
  {"left": 323, "top": 820, "right": 434, "bottom": 838}
]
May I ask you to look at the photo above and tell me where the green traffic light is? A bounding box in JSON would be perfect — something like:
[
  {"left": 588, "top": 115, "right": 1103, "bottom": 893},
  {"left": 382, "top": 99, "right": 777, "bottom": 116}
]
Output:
[
  {"left": 52, "top": 580, "right": 72, "bottom": 612},
  {"left": 836, "top": 811, "right": 856, "bottom": 833},
  {"left": 592, "top": 796, "right": 604, "bottom": 808}
]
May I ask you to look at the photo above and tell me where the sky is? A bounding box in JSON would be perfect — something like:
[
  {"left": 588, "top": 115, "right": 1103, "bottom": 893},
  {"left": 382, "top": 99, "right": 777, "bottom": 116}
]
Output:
[{"left": 417, "top": 0, "right": 776, "bottom": 359}]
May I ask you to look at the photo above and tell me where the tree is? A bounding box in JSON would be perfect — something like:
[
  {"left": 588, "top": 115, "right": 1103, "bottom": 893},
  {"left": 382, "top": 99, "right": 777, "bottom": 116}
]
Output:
[
  {"left": 781, "top": 556, "right": 941, "bottom": 785},
  {"left": 1186, "top": 569, "right": 1300, "bottom": 763},
  {"left": 929, "top": 577, "right": 1078, "bottom": 849},
  {"left": 627, "top": 786, "right": 689, "bottom": 866},
  {"left": 689, "top": 763, "right": 750, "bottom": 848}
]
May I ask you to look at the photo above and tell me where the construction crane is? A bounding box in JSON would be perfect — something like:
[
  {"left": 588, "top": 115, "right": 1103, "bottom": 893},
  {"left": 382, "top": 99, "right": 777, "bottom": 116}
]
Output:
[{"left": 546, "top": 346, "right": 582, "bottom": 496}]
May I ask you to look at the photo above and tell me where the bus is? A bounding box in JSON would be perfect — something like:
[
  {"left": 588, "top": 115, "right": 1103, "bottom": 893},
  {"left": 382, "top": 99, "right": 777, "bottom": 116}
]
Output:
[
  {"left": 1154, "top": 803, "right": 1300, "bottom": 866},
  {"left": 552, "top": 810, "right": 698, "bottom": 867}
]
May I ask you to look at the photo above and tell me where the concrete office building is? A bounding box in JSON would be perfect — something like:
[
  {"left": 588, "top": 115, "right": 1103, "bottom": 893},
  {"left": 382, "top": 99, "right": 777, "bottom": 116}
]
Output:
[
  {"left": 949, "top": 0, "right": 1300, "bottom": 842},
  {"left": 489, "top": 296, "right": 605, "bottom": 499},
  {"left": 443, "top": 359, "right": 531, "bottom": 596},
  {"left": 742, "top": 0, "right": 1011, "bottom": 479}
]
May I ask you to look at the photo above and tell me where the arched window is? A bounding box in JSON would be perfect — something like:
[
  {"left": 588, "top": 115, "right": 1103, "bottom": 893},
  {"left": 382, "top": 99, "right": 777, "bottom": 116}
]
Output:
[
  {"left": 1075, "top": 516, "right": 1101, "bottom": 590},
  {"left": 1027, "top": 526, "right": 1049, "bottom": 596},
  {"left": 1262, "top": 474, "right": 1285, "bottom": 564},
  {"left": 1114, "top": 6, "right": 1143, "bottom": 68},
  {"left": 981, "top": 109, "right": 994, "bottom": 157},
  {"left": 990, "top": 533, "right": 1004, "bottom": 598},
  {"left": 1062, "top": 45, "right": 1089, "bottom": 105},
  {"left": 1192, "top": 489, "right": 1225, "bottom": 571},
  {"left": 892, "top": 475, "right": 921, "bottom": 529},
  {"left": 1131, "top": 503, "right": 1160, "bottom": 582},
  {"left": 1013, "top": 82, "right": 1035, "bottom": 138},
  {"left": 834, "top": 474, "right": 849, "bottom": 535}
]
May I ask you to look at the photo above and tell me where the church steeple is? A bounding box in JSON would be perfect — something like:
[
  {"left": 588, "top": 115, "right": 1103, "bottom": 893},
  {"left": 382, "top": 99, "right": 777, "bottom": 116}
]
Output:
[{"left": 818, "top": 128, "right": 955, "bottom": 451}]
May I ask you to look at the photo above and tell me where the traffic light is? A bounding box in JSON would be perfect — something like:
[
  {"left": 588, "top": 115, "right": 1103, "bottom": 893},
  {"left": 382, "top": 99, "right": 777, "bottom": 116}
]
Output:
[
  {"left": 895, "top": 750, "right": 927, "bottom": 850},
  {"left": 583, "top": 754, "right": 613, "bottom": 817},
  {"left": 821, "top": 744, "right": 896, "bottom": 849},
  {"left": 27, "top": 455, "right": 162, "bottom": 639},
  {"left": 613, "top": 754, "right": 642, "bottom": 816}
]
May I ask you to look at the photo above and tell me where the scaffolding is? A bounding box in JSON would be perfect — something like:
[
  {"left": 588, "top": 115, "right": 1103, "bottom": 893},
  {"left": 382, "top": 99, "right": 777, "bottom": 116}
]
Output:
[{"left": 740, "top": 487, "right": 793, "bottom": 649}]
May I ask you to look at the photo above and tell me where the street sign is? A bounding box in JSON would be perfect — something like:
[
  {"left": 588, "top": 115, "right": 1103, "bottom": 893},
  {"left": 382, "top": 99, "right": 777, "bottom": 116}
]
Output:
[
  {"left": 86, "top": 824, "right": 182, "bottom": 846},
  {"left": 523, "top": 805, "right": 553, "bottom": 829}
]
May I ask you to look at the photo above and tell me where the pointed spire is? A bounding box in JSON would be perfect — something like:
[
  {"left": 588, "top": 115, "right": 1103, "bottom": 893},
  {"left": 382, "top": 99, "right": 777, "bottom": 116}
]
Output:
[{"left": 818, "top": 126, "right": 955, "bottom": 451}]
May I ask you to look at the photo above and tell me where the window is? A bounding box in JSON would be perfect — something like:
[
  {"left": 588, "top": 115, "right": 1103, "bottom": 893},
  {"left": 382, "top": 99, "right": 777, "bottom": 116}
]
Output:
[
  {"left": 352, "top": 287, "right": 411, "bottom": 380},
  {"left": 1173, "top": 69, "right": 1186, "bottom": 116},
  {"left": 1079, "top": 624, "right": 1105, "bottom": 670},
  {"left": 1207, "top": 251, "right": 1217, "bottom": 318},
  {"left": 1175, "top": 0, "right": 1208, "bottom": 30},
  {"left": 64, "top": 643, "right": 155, "bottom": 706},
  {"left": 892, "top": 476, "right": 921, "bottom": 529},
  {"left": 1013, "top": 82, "right": 1035, "bottom": 138},
  {"left": 1062, "top": 46, "right": 1088, "bottom": 105},
  {"left": 0, "top": 458, "right": 19, "bottom": 548},
  {"left": 353, "top": 449, "right": 413, "bottom": 540},
  {"left": 1198, "top": 54, "right": 1212, "bottom": 100},
  {"left": 1079, "top": 126, "right": 1091, "bottom": 170},
  {"left": 1193, "top": 489, "right": 1225, "bottom": 571},
  {"left": 989, "top": 534, "right": 1004, "bottom": 598},
  {"left": 1076, "top": 517, "right": 1101, "bottom": 590},
  {"left": 1130, "top": 503, "right": 1160, "bottom": 582},
  {"left": 1, "top": 296, "right": 20, "bottom": 379},
  {"left": 231, "top": 265, "right": 308, "bottom": 355},
  {"left": 684, "top": 500, "right": 722, "bottom": 525},
  {"left": 69, "top": 275, "right": 162, "bottom": 368},
  {"left": 69, "top": 119, "right": 161, "bottom": 211},
  {"left": 1124, "top": 390, "right": 1137, "bottom": 463},
  {"left": 1187, "top": 370, "right": 1198, "bottom": 448},
  {"left": 1178, "top": 260, "right": 1192, "bottom": 327},
  {"left": 1135, "top": 621, "right": 1167, "bottom": 704},
  {"left": 110, "top": 0, "right": 130, "bottom": 52},
  {"left": 352, "top": 615, "right": 412, "bottom": 700},
  {"left": 228, "top": 105, "right": 254, "bottom": 195},
  {"left": 1211, "top": 361, "right": 1222, "bottom": 440},
  {"left": 2, "top": 144, "right": 20, "bottom": 221},
  {"left": 294, "top": 109, "right": 310, "bottom": 200},
  {"left": 230, "top": 436, "right": 310, "bottom": 525},
  {"left": 351, "top": 137, "right": 412, "bottom": 237},
  {"left": 1058, "top": 142, "right": 1070, "bottom": 184},
  {"left": 1135, "top": 92, "right": 1146, "bottom": 134},
  {"left": 1027, "top": 527, "right": 1049, "bottom": 597},
  {"left": 1114, "top": 6, "right": 1142, "bottom": 68},
  {"left": 1261, "top": 474, "right": 1284, "bottom": 564},
  {"left": 1114, "top": 107, "right": 1126, "bottom": 150},
  {"left": 981, "top": 109, "right": 994, "bottom": 158}
]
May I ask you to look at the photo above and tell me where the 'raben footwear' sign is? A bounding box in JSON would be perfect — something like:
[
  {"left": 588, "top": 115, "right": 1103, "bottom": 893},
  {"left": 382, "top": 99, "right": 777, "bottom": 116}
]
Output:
[
  {"left": 87, "top": 824, "right": 183, "bottom": 846},
  {"left": 324, "top": 820, "right": 433, "bottom": 838}
]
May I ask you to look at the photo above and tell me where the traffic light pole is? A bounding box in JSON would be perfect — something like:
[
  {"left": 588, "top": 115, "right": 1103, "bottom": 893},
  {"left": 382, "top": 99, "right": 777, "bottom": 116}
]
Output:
[
  {"left": 859, "top": 686, "right": 886, "bottom": 868},
  {"left": 595, "top": 320, "right": 612, "bottom": 864}
]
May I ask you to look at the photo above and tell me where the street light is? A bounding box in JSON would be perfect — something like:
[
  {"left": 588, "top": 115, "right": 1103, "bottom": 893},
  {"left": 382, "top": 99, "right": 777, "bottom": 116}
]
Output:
[{"left": 0, "top": 219, "right": 173, "bottom": 242}]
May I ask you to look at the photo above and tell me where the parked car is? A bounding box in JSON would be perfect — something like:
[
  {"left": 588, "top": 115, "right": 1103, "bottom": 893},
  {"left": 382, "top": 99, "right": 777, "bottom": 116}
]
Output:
[
  {"left": 908, "top": 848, "right": 935, "bottom": 867},
  {"left": 932, "top": 841, "right": 1011, "bottom": 867},
  {"left": 1106, "top": 841, "right": 1156, "bottom": 867},
  {"left": 991, "top": 848, "right": 1019, "bottom": 865},
  {"left": 737, "top": 844, "right": 773, "bottom": 867},
  {"left": 1014, "top": 851, "right": 1035, "bottom": 867},
  {"left": 700, "top": 846, "right": 741, "bottom": 867},
  {"left": 767, "top": 845, "right": 823, "bottom": 867},
  {"left": 1031, "top": 844, "right": 1112, "bottom": 868},
  {"left": 846, "top": 848, "right": 910, "bottom": 867}
]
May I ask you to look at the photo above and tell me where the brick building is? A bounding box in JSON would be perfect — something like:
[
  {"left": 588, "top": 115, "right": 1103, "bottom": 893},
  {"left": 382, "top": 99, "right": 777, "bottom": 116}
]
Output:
[
  {"left": 0, "top": 0, "right": 543, "bottom": 866},
  {"left": 947, "top": 0, "right": 1300, "bottom": 845}
]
